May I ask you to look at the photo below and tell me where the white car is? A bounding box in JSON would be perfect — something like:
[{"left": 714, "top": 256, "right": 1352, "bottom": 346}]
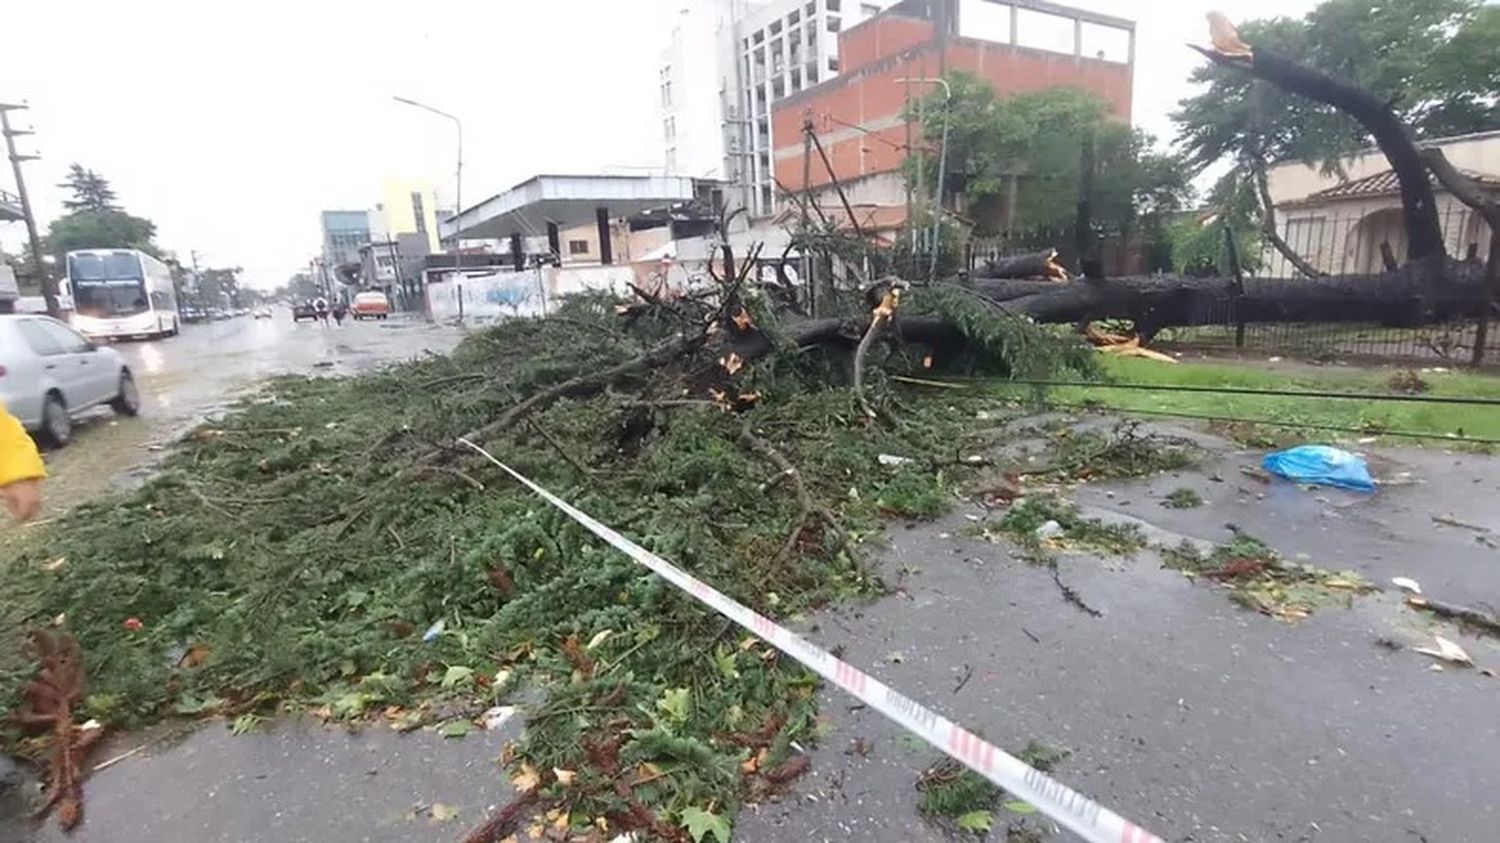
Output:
[{"left": 0, "top": 315, "right": 140, "bottom": 447}]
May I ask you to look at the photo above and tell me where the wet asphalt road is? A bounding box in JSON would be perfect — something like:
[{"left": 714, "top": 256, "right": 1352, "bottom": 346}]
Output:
[
  {"left": 28, "top": 310, "right": 466, "bottom": 512},
  {"left": 738, "top": 424, "right": 1500, "bottom": 842}
]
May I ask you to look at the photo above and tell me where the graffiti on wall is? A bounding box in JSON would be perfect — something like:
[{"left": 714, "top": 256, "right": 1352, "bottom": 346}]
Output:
[{"left": 426, "top": 271, "right": 545, "bottom": 321}]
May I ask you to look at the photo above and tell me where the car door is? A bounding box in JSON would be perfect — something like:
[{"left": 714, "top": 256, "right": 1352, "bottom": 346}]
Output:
[
  {"left": 13, "top": 318, "right": 83, "bottom": 408},
  {"left": 44, "top": 320, "right": 116, "bottom": 406},
  {"left": 0, "top": 323, "right": 47, "bottom": 428}
]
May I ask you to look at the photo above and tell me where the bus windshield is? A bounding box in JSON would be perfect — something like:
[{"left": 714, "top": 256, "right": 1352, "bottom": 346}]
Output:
[{"left": 68, "top": 252, "right": 149, "bottom": 318}]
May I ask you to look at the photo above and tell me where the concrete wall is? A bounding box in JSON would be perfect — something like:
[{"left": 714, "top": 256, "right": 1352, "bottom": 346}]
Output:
[
  {"left": 425, "top": 265, "right": 641, "bottom": 321},
  {"left": 1269, "top": 193, "right": 1492, "bottom": 277},
  {"left": 556, "top": 222, "right": 666, "bottom": 266}
]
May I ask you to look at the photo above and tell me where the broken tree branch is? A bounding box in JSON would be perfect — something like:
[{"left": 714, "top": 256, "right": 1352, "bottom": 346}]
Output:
[
  {"left": 1421, "top": 148, "right": 1500, "bottom": 363},
  {"left": 1251, "top": 154, "right": 1325, "bottom": 278},
  {"left": 1422, "top": 148, "right": 1500, "bottom": 226},
  {"left": 457, "top": 331, "right": 708, "bottom": 448},
  {"left": 1406, "top": 596, "right": 1500, "bottom": 638},
  {"left": 1192, "top": 26, "right": 1445, "bottom": 262},
  {"left": 975, "top": 248, "right": 1070, "bottom": 281},
  {"left": 1050, "top": 562, "right": 1102, "bottom": 618},
  {"left": 461, "top": 792, "right": 544, "bottom": 843},
  {"left": 853, "top": 288, "right": 901, "bottom": 420},
  {"left": 738, "top": 422, "right": 858, "bottom": 569}
]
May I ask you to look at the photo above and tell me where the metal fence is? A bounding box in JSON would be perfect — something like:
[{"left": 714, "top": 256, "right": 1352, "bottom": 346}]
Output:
[
  {"left": 1153, "top": 316, "right": 1500, "bottom": 364},
  {"left": 1260, "top": 201, "right": 1487, "bottom": 278},
  {"left": 970, "top": 201, "right": 1497, "bottom": 364}
]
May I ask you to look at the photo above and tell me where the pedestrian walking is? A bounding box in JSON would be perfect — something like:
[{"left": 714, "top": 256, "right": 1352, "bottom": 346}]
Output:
[
  {"left": 0, "top": 404, "right": 45, "bottom": 521},
  {"left": 314, "top": 296, "right": 330, "bottom": 326},
  {"left": 332, "top": 303, "right": 347, "bottom": 326}
]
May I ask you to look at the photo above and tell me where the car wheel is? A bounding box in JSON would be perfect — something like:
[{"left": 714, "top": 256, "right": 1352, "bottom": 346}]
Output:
[
  {"left": 110, "top": 370, "right": 141, "bottom": 417},
  {"left": 41, "top": 393, "right": 71, "bottom": 448}
]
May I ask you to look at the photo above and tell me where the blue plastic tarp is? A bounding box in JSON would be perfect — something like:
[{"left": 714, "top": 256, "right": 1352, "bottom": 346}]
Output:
[{"left": 1262, "top": 445, "right": 1376, "bottom": 492}]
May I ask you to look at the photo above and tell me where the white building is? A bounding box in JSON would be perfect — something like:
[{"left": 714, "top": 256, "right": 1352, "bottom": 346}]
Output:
[
  {"left": 658, "top": 0, "right": 892, "bottom": 219},
  {"left": 1266, "top": 129, "right": 1500, "bottom": 276}
]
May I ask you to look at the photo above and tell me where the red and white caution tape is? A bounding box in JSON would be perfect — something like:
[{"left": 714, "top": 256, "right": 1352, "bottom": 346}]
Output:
[{"left": 459, "top": 438, "right": 1165, "bottom": 843}]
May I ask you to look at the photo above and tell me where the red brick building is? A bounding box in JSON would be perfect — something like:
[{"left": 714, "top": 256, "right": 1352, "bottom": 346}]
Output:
[{"left": 768, "top": 0, "right": 1134, "bottom": 239}]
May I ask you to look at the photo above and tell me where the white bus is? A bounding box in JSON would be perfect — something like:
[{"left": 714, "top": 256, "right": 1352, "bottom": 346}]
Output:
[{"left": 66, "top": 248, "right": 180, "bottom": 340}]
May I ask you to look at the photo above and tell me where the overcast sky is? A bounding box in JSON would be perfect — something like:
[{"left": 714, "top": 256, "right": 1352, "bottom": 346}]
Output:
[{"left": 1, "top": 0, "right": 1318, "bottom": 289}]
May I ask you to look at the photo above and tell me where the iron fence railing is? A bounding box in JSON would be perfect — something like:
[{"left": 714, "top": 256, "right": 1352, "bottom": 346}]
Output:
[{"left": 966, "top": 201, "right": 1497, "bottom": 364}]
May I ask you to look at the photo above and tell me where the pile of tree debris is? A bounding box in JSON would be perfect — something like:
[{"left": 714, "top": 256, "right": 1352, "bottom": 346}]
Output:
[{"left": 0, "top": 266, "right": 1095, "bottom": 838}]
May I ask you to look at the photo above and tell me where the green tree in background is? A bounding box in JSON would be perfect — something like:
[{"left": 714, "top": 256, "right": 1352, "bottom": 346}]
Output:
[
  {"left": 284, "top": 272, "right": 322, "bottom": 302},
  {"left": 1171, "top": 0, "right": 1499, "bottom": 274},
  {"left": 45, "top": 165, "right": 158, "bottom": 260},
  {"left": 1176, "top": 0, "right": 1498, "bottom": 174},
  {"left": 910, "top": 75, "right": 1189, "bottom": 251},
  {"left": 182, "top": 267, "right": 243, "bottom": 310},
  {"left": 58, "top": 164, "right": 119, "bottom": 213}
]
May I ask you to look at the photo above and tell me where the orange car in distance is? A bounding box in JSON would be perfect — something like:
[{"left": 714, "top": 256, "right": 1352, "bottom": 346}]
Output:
[{"left": 350, "top": 291, "right": 391, "bottom": 320}]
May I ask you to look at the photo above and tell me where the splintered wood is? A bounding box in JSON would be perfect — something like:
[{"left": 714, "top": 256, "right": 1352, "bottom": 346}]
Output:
[{"left": 1085, "top": 323, "right": 1178, "bottom": 364}]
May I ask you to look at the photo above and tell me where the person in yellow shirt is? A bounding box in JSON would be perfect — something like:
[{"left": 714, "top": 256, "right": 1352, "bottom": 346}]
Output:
[{"left": 0, "top": 405, "right": 45, "bottom": 521}]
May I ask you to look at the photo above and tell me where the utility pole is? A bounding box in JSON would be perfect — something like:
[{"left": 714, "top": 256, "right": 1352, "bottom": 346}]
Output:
[
  {"left": 189, "top": 249, "right": 202, "bottom": 309},
  {"left": 800, "top": 112, "right": 814, "bottom": 316},
  {"left": 0, "top": 102, "right": 58, "bottom": 317},
  {"left": 904, "top": 74, "right": 914, "bottom": 267}
]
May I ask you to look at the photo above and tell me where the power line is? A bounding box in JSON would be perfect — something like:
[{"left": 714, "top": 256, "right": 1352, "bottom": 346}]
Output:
[
  {"left": 1002, "top": 378, "right": 1500, "bottom": 408},
  {"left": 1043, "top": 401, "right": 1500, "bottom": 445},
  {"left": 823, "top": 115, "right": 907, "bottom": 151}
]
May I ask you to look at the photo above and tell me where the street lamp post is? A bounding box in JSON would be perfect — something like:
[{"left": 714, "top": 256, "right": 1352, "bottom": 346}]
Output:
[
  {"left": 894, "top": 77, "right": 952, "bottom": 281},
  {"left": 392, "top": 96, "right": 463, "bottom": 297}
]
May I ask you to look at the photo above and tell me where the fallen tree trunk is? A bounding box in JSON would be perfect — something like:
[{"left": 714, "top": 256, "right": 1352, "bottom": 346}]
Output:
[
  {"left": 976, "top": 259, "right": 1488, "bottom": 337},
  {"left": 976, "top": 248, "right": 1068, "bottom": 280}
]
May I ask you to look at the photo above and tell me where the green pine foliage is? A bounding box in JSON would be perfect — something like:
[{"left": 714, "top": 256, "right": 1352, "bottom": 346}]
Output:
[{"left": 0, "top": 288, "right": 1094, "bottom": 824}]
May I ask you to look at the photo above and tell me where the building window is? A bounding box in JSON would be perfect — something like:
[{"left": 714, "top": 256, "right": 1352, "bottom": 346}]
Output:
[
  {"left": 959, "top": 0, "right": 1011, "bottom": 42},
  {"left": 1016, "top": 8, "right": 1076, "bottom": 55},
  {"left": 789, "top": 9, "right": 800, "bottom": 24},
  {"left": 828, "top": 56, "right": 839, "bottom": 72},
  {"left": 826, "top": 0, "right": 841, "bottom": 10},
  {"left": 568, "top": 239, "right": 590, "bottom": 256},
  {"left": 1080, "top": 22, "right": 1131, "bottom": 63},
  {"left": 861, "top": 2, "right": 879, "bottom": 16},
  {"left": 827, "top": 15, "right": 841, "bottom": 32},
  {"left": 661, "top": 75, "right": 673, "bottom": 107},
  {"left": 664, "top": 116, "right": 676, "bottom": 142}
]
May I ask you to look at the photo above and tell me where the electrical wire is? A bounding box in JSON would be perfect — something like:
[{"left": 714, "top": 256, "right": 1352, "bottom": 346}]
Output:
[
  {"left": 1001, "top": 379, "right": 1500, "bottom": 407},
  {"left": 823, "top": 115, "right": 908, "bottom": 151},
  {"left": 1042, "top": 401, "right": 1500, "bottom": 445}
]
